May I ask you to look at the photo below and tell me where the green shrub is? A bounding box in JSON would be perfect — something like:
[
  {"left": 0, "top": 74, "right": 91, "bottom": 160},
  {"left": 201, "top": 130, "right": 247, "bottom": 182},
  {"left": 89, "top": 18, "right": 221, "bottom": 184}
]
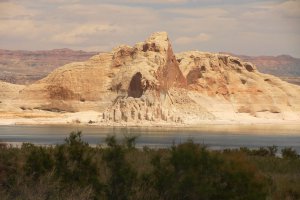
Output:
[
  {"left": 54, "top": 131, "right": 102, "bottom": 198},
  {"left": 24, "top": 146, "right": 54, "bottom": 179},
  {"left": 238, "top": 146, "right": 278, "bottom": 157},
  {"left": 102, "top": 136, "right": 137, "bottom": 200},
  {"left": 0, "top": 132, "right": 299, "bottom": 200},
  {"left": 147, "top": 141, "right": 268, "bottom": 200},
  {"left": 281, "top": 147, "right": 299, "bottom": 159}
]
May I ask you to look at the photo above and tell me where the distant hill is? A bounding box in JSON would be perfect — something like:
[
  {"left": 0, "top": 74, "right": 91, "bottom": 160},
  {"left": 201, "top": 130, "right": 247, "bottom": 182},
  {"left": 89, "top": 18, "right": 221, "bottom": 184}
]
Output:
[
  {"left": 1, "top": 48, "right": 299, "bottom": 85},
  {"left": 0, "top": 49, "right": 98, "bottom": 84},
  {"left": 220, "top": 52, "right": 300, "bottom": 85}
]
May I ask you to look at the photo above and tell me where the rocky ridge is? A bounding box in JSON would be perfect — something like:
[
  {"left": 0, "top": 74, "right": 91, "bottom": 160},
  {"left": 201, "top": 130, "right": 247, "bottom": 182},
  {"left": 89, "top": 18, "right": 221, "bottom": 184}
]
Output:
[
  {"left": 1, "top": 48, "right": 300, "bottom": 86},
  {"left": 176, "top": 51, "right": 300, "bottom": 121},
  {"left": 1, "top": 32, "right": 300, "bottom": 125}
]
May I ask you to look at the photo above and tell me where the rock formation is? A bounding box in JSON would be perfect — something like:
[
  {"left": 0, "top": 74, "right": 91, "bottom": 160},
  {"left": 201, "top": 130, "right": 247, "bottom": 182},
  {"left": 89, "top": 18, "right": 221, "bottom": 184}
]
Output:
[
  {"left": 19, "top": 32, "right": 191, "bottom": 122},
  {"left": 2, "top": 49, "right": 300, "bottom": 86},
  {"left": 1, "top": 32, "right": 300, "bottom": 125},
  {"left": 176, "top": 51, "right": 300, "bottom": 121},
  {"left": 0, "top": 81, "right": 24, "bottom": 99}
]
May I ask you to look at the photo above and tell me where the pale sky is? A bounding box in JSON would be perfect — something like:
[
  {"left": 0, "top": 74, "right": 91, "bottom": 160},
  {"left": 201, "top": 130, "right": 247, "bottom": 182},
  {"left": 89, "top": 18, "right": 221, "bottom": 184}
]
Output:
[{"left": 0, "top": 0, "right": 300, "bottom": 57}]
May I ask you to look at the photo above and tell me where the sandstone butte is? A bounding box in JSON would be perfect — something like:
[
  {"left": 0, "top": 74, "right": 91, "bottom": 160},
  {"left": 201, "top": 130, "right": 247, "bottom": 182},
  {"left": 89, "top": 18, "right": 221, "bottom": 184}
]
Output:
[{"left": 0, "top": 32, "right": 300, "bottom": 126}]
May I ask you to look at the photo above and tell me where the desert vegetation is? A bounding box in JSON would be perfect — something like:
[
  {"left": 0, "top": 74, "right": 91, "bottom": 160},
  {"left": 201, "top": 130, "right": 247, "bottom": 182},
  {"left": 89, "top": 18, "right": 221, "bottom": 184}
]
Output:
[{"left": 0, "top": 131, "right": 299, "bottom": 200}]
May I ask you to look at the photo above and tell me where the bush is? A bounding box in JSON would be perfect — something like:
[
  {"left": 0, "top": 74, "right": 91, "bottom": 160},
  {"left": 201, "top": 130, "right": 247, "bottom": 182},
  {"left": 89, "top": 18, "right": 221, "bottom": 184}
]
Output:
[
  {"left": 24, "top": 146, "right": 54, "bottom": 179},
  {"left": 147, "top": 141, "right": 268, "bottom": 200},
  {"left": 54, "top": 131, "right": 102, "bottom": 198},
  {"left": 1, "top": 132, "right": 298, "bottom": 199},
  {"left": 281, "top": 147, "right": 299, "bottom": 159},
  {"left": 0, "top": 141, "right": 7, "bottom": 149},
  {"left": 239, "top": 146, "right": 278, "bottom": 157},
  {"left": 102, "top": 136, "right": 137, "bottom": 200}
]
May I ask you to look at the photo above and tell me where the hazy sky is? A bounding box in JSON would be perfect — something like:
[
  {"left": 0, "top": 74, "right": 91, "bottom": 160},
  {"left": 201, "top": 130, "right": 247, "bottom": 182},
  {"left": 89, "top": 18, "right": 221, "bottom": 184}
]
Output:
[{"left": 0, "top": 0, "right": 300, "bottom": 57}]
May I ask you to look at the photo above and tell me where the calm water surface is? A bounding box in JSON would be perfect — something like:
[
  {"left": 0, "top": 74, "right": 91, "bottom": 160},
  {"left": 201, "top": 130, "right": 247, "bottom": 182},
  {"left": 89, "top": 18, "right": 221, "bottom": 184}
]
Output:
[{"left": 0, "top": 125, "right": 300, "bottom": 153}]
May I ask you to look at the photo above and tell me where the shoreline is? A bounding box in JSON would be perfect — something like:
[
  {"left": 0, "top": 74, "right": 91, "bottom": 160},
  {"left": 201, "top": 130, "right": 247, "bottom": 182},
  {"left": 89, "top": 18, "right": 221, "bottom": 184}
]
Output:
[
  {"left": 1, "top": 116, "right": 300, "bottom": 126},
  {"left": 1, "top": 120, "right": 300, "bottom": 136},
  {"left": 1, "top": 111, "right": 300, "bottom": 135}
]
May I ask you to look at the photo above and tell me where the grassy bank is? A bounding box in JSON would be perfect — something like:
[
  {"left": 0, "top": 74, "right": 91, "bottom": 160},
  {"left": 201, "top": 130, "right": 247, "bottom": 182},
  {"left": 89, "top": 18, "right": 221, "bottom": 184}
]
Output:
[{"left": 0, "top": 131, "right": 299, "bottom": 200}]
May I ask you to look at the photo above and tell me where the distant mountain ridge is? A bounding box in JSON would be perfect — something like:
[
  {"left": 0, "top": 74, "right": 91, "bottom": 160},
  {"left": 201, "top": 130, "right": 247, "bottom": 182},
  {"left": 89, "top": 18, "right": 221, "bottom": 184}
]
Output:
[
  {"left": 221, "top": 52, "right": 300, "bottom": 77},
  {"left": 0, "top": 48, "right": 299, "bottom": 85},
  {"left": 0, "top": 48, "right": 98, "bottom": 84}
]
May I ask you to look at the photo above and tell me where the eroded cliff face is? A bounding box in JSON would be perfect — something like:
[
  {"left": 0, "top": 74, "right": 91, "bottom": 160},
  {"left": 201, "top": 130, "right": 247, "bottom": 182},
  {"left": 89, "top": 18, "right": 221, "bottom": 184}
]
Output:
[
  {"left": 18, "top": 32, "right": 193, "bottom": 122},
  {"left": 2, "top": 32, "right": 300, "bottom": 124},
  {"left": 0, "top": 81, "right": 25, "bottom": 113},
  {"left": 176, "top": 51, "right": 300, "bottom": 121}
]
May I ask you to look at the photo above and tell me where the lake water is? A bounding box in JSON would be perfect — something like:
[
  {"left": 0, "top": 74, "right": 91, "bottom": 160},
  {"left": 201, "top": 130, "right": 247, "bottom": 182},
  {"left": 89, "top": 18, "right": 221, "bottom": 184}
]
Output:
[{"left": 0, "top": 125, "right": 300, "bottom": 153}]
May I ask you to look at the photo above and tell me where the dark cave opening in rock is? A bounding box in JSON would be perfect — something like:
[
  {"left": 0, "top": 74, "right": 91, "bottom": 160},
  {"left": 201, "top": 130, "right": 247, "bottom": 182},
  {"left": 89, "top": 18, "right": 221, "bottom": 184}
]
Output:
[
  {"left": 128, "top": 72, "right": 144, "bottom": 98},
  {"left": 245, "top": 64, "right": 254, "bottom": 72}
]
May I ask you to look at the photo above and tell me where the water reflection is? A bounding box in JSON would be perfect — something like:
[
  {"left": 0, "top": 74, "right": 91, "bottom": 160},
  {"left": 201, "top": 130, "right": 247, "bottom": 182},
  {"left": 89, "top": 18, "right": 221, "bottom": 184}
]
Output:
[{"left": 0, "top": 125, "right": 299, "bottom": 153}]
